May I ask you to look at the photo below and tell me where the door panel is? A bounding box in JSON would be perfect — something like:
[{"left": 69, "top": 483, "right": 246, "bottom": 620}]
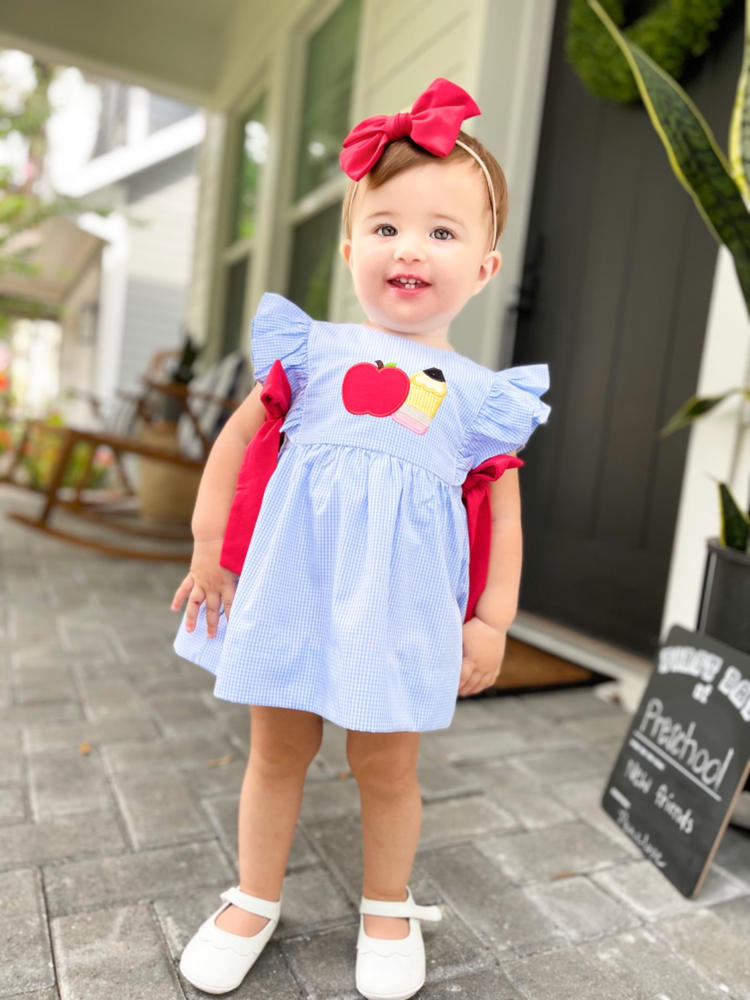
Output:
[{"left": 513, "top": 2, "right": 744, "bottom": 656}]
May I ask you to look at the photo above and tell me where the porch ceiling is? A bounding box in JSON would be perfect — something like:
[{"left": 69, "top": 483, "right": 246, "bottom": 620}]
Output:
[{"left": 0, "top": 0, "right": 258, "bottom": 108}]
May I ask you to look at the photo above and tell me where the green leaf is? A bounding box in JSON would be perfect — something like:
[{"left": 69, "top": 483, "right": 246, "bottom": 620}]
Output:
[
  {"left": 0, "top": 106, "right": 51, "bottom": 139},
  {"left": 729, "top": 0, "right": 750, "bottom": 197},
  {"left": 567, "top": 0, "right": 734, "bottom": 106},
  {"left": 588, "top": 0, "right": 750, "bottom": 317},
  {"left": 718, "top": 481, "right": 750, "bottom": 550},
  {"left": 658, "top": 389, "right": 740, "bottom": 437}
]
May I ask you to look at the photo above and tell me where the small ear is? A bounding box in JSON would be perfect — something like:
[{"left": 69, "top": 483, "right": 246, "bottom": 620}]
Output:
[
  {"left": 474, "top": 249, "right": 502, "bottom": 294},
  {"left": 341, "top": 239, "right": 353, "bottom": 267}
]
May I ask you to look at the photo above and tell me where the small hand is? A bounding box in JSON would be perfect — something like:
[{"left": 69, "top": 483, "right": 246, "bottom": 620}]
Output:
[
  {"left": 171, "top": 539, "right": 238, "bottom": 638},
  {"left": 458, "top": 617, "right": 507, "bottom": 697}
]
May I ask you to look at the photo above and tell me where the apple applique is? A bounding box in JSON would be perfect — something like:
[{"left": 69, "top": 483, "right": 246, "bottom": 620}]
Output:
[{"left": 342, "top": 360, "right": 410, "bottom": 417}]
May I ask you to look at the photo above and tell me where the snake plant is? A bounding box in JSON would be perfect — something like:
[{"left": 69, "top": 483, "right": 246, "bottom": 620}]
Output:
[{"left": 588, "top": 0, "right": 750, "bottom": 554}]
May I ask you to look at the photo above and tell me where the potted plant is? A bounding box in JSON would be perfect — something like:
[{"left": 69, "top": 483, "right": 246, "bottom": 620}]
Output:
[
  {"left": 586, "top": 0, "right": 750, "bottom": 819},
  {"left": 135, "top": 330, "right": 203, "bottom": 524},
  {"left": 138, "top": 330, "right": 202, "bottom": 426}
]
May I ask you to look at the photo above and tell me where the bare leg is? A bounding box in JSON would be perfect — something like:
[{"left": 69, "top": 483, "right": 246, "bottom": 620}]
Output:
[
  {"left": 347, "top": 730, "right": 422, "bottom": 940},
  {"left": 215, "top": 706, "right": 323, "bottom": 936}
]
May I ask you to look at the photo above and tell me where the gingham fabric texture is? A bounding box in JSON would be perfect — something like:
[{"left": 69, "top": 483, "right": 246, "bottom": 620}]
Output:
[{"left": 173, "top": 293, "right": 551, "bottom": 732}]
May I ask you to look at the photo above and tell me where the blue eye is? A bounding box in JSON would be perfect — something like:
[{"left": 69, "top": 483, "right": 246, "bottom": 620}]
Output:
[
  {"left": 375, "top": 224, "right": 396, "bottom": 237},
  {"left": 432, "top": 227, "right": 454, "bottom": 241}
]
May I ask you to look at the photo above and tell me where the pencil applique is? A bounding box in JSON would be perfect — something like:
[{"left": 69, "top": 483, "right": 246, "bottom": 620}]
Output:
[{"left": 391, "top": 368, "right": 447, "bottom": 434}]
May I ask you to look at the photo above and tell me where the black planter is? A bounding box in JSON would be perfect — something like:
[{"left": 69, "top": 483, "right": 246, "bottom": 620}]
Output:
[
  {"left": 697, "top": 537, "right": 750, "bottom": 805},
  {"left": 697, "top": 538, "right": 750, "bottom": 657}
]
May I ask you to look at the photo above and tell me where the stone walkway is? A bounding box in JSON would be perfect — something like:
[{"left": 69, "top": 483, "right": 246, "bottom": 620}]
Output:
[{"left": 0, "top": 484, "right": 748, "bottom": 1000}]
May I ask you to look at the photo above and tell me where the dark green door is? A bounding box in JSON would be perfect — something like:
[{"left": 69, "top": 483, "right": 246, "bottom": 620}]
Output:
[{"left": 512, "top": 2, "right": 744, "bottom": 657}]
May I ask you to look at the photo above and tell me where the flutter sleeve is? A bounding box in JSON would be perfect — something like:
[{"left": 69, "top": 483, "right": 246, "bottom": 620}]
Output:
[
  {"left": 250, "top": 292, "right": 311, "bottom": 397},
  {"left": 461, "top": 364, "right": 551, "bottom": 470}
]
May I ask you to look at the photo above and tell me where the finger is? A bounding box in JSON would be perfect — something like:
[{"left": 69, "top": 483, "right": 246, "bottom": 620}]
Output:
[
  {"left": 204, "top": 596, "right": 222, "bottom": 638},
  {"left": 170, "top": 575, "right": 193, "bottom": 611},
  {"left": 458, "top": 659, "right": 473, "bottom": 685},
  {"left": 459, "top": 667, "right": 479, "bottom": 697},
  {"left": 184, "top": 586, "right": 206, "bottom": 632}
]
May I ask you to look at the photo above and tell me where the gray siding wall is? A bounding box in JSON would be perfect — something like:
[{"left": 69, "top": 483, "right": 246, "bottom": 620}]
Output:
[{"left": 118, "top": 148, "right": 199, "bottom": 390}]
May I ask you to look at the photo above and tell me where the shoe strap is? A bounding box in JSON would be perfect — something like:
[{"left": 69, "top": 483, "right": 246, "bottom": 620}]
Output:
[
  {"left": 359, "top": 887, "right": 442, "bottom": 922},
  {"left": 220, "top": 885, "right": 281, "bottom": 920}
]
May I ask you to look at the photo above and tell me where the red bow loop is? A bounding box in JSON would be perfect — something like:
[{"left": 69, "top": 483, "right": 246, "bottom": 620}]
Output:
[
  {"left": 385, "top": 112, "right": 412, "bottom": 142},
  {"left": 259, "top": 366, "right": 291, "bottom": 421},
  {"left": 339, "top": 78, "right": 481, "bottom": 181}
]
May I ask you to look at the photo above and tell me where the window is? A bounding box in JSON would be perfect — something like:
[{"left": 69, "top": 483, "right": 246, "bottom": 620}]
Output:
[
  {"left": 286, "top": 0, "right": 362, "bottom": 318},
  {"left": 219, "top": 95, "right": 268, "bottom": 353}
]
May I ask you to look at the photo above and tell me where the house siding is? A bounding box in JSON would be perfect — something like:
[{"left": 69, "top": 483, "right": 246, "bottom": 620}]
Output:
[{"left": 118, "top": 148, "right": 199, "bottom": 389}]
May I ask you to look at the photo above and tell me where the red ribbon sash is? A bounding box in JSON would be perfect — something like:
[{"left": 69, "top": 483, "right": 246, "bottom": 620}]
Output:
[{"left": 220, "top": 360, "right": 291, "bottom": 574}]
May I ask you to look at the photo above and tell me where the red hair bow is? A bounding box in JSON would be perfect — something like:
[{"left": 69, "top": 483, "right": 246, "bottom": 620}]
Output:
[{"left": 340, "top": 77, "right": 481, "bottom": 181}]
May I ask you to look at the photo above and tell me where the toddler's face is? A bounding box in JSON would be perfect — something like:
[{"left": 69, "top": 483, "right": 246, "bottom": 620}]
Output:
[{"left": 341, "top": 158, "right": 501, "bottom": 346}]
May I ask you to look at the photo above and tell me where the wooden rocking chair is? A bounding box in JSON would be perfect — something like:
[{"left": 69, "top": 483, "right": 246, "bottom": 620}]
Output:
[{"left": 2, "top": 351, "right": 249, "bottom": 561}]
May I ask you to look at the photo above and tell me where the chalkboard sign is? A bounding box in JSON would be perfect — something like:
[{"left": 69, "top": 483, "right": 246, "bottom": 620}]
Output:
[{"left": 601, "top": 625, "right": 750, "bottom": 898}]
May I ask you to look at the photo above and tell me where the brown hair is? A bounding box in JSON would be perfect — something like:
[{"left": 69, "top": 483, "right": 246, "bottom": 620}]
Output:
[{"left": 341, "top": 129, "right": 508, "bottom": 248}]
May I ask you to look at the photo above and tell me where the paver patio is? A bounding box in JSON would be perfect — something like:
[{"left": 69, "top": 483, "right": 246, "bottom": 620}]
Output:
[{"left": 0, "top": 484, "right": 748, "bottom": 1000}]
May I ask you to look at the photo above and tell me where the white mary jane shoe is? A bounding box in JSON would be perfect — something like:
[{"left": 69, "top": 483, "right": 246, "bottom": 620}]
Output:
[
  {"left": 356, "top": 886, "right": 442, "bottom": 1000},
  {"left": 178, "top": 885, "right": 281, "bottom": 995}
]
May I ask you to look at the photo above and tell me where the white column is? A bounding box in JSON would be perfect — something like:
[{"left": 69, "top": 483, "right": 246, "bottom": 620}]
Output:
[
  {"left": 661, "top": 247, "right": 750, "bottom": 638},
  {"left": 127, "top": 86, "right": 150, "bottom": 146},
  {"left": 78, "top": 211, "right": 130, "bottom": 408}
]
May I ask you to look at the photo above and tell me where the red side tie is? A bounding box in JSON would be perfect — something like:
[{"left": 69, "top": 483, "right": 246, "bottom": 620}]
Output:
[
  {"left": 461, "top": 454, "right": 524, "bottom": 622},
  {"left": 220, "top": 360, "right": 291, "bottom": 574}
]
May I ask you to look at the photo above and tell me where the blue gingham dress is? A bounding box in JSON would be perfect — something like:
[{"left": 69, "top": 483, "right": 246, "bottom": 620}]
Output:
[{"left": 174, "top": 293, "right": 551, "bottom": 732}]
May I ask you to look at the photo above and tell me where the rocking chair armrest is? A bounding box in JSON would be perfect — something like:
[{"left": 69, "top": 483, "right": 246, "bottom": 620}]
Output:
[
  {"left": 183, "top": 387, "right": 240, "bottom": 411},
  {"left": 66, "top": 388, "right": 102, "bottom": 405},
  {"left": 141, "top": 377, "right": 189, "bottom": 398},
  {"left": 65, "top": 387, "right": 107, "bottom": 422},
  {"left": 141, "top": 378, "right": 240, "bottom": 412}
]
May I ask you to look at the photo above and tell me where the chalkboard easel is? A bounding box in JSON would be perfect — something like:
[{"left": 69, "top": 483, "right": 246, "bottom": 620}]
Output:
[{"left": 601, "top": 625, "right": 750, "bottom": 898}]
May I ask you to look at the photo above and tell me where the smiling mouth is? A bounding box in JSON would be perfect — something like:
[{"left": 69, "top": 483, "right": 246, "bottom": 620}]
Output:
[{"left": 388, "top": 276, "right": 430, "bottom": 289}]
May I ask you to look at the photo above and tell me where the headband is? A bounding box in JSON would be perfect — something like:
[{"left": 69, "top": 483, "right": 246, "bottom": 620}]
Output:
[{"left": 339, "top": 77, "right": 498, "bottom": 248}]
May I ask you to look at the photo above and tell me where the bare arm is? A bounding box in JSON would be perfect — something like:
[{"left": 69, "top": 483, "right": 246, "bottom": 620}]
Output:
[
  {"left": 473, "top": 463, "right": 522, "bottom": 632},
  {"left": 190, "top": 382, "right": 267, "bottom": 540},
  {"left": 171, "top": 382, "right": 268, "bottom": 637},
  {"left": 458, "top": 456, "right": 522, "bottom": 696}
]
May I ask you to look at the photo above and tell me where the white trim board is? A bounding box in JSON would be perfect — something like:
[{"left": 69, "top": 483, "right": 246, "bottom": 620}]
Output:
[
  {"left": 512, "top": 610, "right": 653, "bottom": 685},
  {"left": 57, "top": 113, "right": 205, "bottom": 198}
]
